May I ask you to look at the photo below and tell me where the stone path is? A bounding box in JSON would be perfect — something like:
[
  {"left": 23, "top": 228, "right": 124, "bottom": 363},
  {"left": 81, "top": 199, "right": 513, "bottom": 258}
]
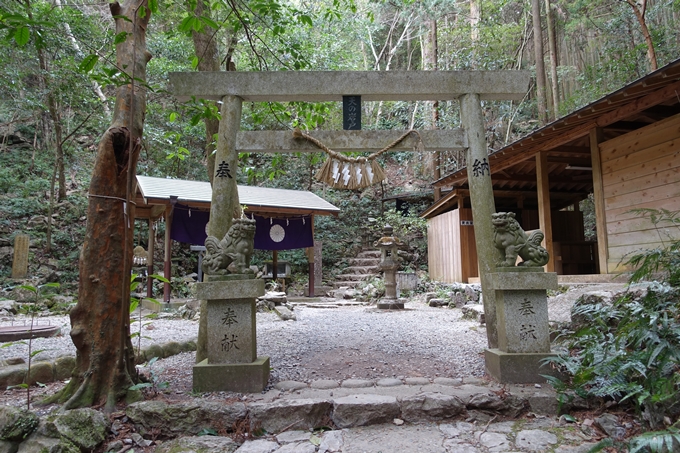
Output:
[
  {"left": 139, "top": 377, "right": 604, "bottom": 453},
  {"left": 223, "top": 419, "right": 597, "bottom": 453}
]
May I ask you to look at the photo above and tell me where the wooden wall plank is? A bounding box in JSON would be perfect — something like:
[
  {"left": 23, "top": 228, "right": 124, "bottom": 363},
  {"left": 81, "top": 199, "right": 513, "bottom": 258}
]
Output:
[
  {"left": 606, "top": 198, "right": 680, "bottom": 224},
  {"left": 600, "top": 113, "right": 680, "bottom": 160},
  {"left": 427, "top": 210, "right": 463, "bottom": 283},
  {"left": 604, "top": 160, "right": 680, "bottom": 198},
  {"left": 604, "top": 178, "right": 679, "bottom": 211},
  {"left": 601, "top": 113, "right": 680, "bottom": 276},
  {"left": 607, "top": 215, "right": 663, "bottom": 235},
  {"left": 602, "top": 140, "right": 680, "bottom": 177},
  {"left": 608, "top": 228, "right": 674, "bottom": 248}
]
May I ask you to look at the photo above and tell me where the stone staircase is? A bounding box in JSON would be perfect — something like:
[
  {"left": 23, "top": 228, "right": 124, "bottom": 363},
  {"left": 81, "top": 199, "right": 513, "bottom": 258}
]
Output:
[{"left": 333, "top": 249, "right": 381, "bottom": 289}]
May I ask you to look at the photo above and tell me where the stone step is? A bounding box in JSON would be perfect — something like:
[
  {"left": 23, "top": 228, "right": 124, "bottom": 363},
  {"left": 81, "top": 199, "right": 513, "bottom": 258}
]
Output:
[
  {"left": 125, "top": 379, "right": 567, "bottom": 439},
  {"left": 334, "top": 273, "right": 376, "bottom": 282},
  {"left": 356, "top": 250, "right": 381, "bottom": 259},
  {"left": 348, "top": 258, "right": 381, "bottom": 267},
  {"left": 333, "top": 281, "right": 363, "bottom": 289},
  {"left": 343, "top": 265, "right": 380, "bottom": 275}
]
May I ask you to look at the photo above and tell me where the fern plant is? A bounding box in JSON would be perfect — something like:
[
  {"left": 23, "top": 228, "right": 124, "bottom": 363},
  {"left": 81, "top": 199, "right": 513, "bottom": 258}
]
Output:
[{"left": 545, "top": 208, "right": 680, "bottom": 443}]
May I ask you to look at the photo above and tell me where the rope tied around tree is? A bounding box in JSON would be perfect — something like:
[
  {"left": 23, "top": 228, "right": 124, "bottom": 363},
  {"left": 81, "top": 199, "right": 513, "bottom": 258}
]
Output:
[{"left": 293, "top": 128, "right": 424, "bottom": 190}]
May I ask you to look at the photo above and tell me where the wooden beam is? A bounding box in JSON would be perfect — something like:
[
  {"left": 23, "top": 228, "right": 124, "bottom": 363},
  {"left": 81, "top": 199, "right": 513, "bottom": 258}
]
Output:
[
  {"left": 536, "top": 152, "right": 555, "bottom": 272},
  {"left": 435, "top": 79, "right": 680, "bottom": 188},
  {"left": 237, "top": 129, "right": 467, "bottom": 153},
  {"left": 538, "top": 79, "right": 680, "bottom": 152},
  {"left": 169, "top": 70, "right": 532, "bottom": 102},
  {"left": 590, "top": 127, "right": 608, "bottom": 274}
]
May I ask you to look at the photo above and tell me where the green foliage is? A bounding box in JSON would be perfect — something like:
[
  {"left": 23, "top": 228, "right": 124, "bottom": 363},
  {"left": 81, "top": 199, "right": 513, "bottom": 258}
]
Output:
[
  {"left": 622, "top": 209, "right": 680, "bottom": 286},
  {"left": 547, "top": 211, "right": 680, "bottom": 436}
]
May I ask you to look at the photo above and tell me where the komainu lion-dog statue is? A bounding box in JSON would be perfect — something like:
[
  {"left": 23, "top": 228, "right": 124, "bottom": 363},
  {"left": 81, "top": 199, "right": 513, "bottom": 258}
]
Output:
[
  {"left": 202, "top": 218, "right": 256, "bottom": 275},
  {"left": 492, "top": 212, "right": 550, "bottom": 267}
]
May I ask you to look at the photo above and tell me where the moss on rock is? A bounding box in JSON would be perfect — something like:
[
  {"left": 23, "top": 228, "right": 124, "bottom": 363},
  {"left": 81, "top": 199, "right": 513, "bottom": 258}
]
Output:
[{"left": 0, "top": 406, "right": 39, "bottom": 442}]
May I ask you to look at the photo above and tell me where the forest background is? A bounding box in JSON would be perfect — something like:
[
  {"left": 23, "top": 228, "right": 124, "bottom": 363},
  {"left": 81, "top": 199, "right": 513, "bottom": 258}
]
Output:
[{"left": 1, "top": 0, "right": 679, "bottom": 295}]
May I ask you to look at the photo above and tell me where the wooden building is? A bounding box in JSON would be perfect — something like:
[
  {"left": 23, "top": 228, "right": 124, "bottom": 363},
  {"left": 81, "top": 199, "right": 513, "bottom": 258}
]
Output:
[
  {"left": 133, "top": 175, "right": 340, "bottom": 300},
  {"left": 422, "top": 59, "right": 680, "bottom": 283}
]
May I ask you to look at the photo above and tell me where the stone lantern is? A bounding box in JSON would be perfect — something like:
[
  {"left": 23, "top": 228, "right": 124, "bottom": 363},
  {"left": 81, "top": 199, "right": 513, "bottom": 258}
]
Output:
[{"left": 373, "top": 224, "right": 405, "bottom": 309}]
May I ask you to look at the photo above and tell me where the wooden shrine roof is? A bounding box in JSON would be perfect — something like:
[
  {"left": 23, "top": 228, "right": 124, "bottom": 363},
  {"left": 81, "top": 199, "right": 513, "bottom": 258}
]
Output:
[
  {"left": 424, "top": 58, "right": 680, "bottom": 218},
  {"left": 134, "top": 175, "right": 340, "bottom": 219}
]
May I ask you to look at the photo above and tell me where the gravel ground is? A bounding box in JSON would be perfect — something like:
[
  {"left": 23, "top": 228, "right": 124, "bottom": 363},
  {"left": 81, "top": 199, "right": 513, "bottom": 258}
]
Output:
[{"left": 0, "top": 283, "right": 627, "bottom": 403}]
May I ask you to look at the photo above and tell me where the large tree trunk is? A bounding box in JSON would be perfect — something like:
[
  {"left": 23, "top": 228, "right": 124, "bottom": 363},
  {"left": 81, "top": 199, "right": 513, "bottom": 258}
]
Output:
[
  {"left": 46, "top": 0, "right": 151, "bottom": 411},
  {"left": 189, "top": 0, "right": 221, "bottom": 184},
  {"left": 531, "top": 0, "right": 548, "bottom": 124}
]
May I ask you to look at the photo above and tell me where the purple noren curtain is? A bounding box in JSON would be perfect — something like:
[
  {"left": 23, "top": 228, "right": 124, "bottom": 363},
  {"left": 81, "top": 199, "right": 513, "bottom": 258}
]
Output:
[{"left": 170, "top": 205, "right": 313, "bottom": 250}]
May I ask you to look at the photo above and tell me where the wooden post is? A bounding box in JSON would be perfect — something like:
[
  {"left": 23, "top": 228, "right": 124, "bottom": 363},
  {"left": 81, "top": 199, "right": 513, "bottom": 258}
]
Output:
[
  {"left": 307, "top": 246, "right": 315, "bottom": 297},
  {"left": 536, "top": 152, "right": 555, "bottom": 272},
  {"left": 272, "top": 250, "right": 278, "bottom": 282},
  {"left": 307, "top": 214, "right": 315, "bottom": 297},
  {"left": 147, "top": 218, "right": 154, "bottom": 297},
  {"left": 163, "top": 201, "right": 175, "bottom": 303},
  {"left": 11, "top": 234, "right": 30, "bottom": 279},
  {"left": 460, "top": 93, "right": 498, "bottom": 349},
  {"left": 590, "top": 127, "right": 608, "bottom": 274}
]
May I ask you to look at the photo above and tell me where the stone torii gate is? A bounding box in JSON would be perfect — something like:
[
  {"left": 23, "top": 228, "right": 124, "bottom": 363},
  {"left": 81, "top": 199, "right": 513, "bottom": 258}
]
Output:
[{"left": 169, "top": 70, "right": 530, "bottom": 355}]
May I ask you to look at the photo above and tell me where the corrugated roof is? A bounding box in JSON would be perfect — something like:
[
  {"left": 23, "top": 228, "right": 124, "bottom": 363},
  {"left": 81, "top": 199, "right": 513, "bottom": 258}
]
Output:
[{"left": 136, "top": 175, "right": 340, "bottom": 214}]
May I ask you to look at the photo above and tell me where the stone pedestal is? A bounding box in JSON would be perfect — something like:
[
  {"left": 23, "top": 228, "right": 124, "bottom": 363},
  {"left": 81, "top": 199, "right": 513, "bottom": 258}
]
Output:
[
  {"left": 192, "top": 276, "right": 270, "bottom": 393},
  {"left": 485, "top": 268, "right": 558, "bottom": 384}
]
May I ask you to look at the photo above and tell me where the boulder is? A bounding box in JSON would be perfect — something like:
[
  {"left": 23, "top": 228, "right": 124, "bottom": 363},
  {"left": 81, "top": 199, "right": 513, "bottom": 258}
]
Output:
[
  {"left": 26, "top": 361, "right": 54, "bottom": 385},
  {"left": 274, "top": 306, "right": 296, "bottom": 321},
  {"left": 41, "top": 408, "right": 110, "bottom": 451},
  {"left": 332, "top": 394, "right": 400, "bottom": 428},
  {"left": 0, "top": 407, "right": 39, "bottom": 442},
  {"left": 400, "top": 393, "right": 465, "bottom": 421},
  {"left": 260, "top": 291, "right": 287, "bottom": 305},
  {"left": 450, "top": 293, "right": 466, "bottom": 308},
  {"left": 428, "top": 298, "right": 446, "bottom": 308},
  {"left": 17, "top": 433, "right": 79, "bottom": 453},
  {"left": 0, "top": 364, "right": 26, "bottom": 389},
  {"left": 156, "top": 436, "right": 239, "bottom": 453},
  {"left": 8, "top": 288, "right": 34, "bottom": 303},
  {"left": 161, "top": 341, "right": 182, "bottom": 358},
  {"left": 464, "top": 285, "right": 480, "bottom": 302},
  {"left": 248, "top": 399, "right": 332, "bottom": 433},
  {"left": 424, "top": 292, "right": 437, "bottom": 303},
  {"left": 53, "top": 356, "right": 75, "bottom": 381},
  {"left": 0, "top": 301, "right": 17, "bottom": 315},
  {"left": 126, "top": 400, "right": 247, "bottom": 438},
  {"left": 461, "top": 304, "right": 485, "bottom": 324},
  {"left": 141, "top": 344, "right": 164, "bottom": 362}
]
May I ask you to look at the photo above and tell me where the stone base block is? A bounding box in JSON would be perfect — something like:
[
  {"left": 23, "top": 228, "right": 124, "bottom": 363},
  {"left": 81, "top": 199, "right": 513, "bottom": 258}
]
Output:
[
  {"left": 377, "top": 300, "right": 404, "bottom": 309},
  {"left": 485, "top": 349, "right": 558, "bottom": 384},
  {"left": 193, "top": 357, "right": 270, "bottom": 393}
]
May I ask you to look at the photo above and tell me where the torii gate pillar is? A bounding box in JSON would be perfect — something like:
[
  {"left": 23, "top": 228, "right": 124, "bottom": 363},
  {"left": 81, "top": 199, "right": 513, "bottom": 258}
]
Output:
[{"left": 461, "top": 93, "right": 498, "bottom": 349}]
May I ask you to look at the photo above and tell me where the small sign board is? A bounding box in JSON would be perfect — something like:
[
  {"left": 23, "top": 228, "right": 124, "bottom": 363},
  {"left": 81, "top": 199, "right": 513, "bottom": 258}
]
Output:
[
  {"left": 460, "top": 220, "right": 474, "bottom": 226},
  {"left": 343, "top": 95, "right": 361, "bottom": 130}
]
